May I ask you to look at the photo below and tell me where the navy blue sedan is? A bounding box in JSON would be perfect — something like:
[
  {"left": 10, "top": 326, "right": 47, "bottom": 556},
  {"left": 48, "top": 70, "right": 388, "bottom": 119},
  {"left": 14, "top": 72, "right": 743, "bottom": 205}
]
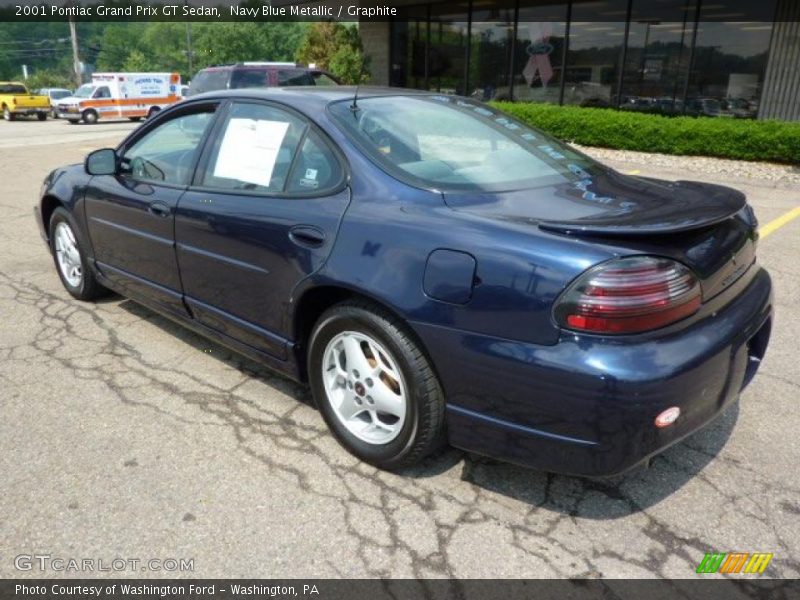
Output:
[{"left": 35, "top": 88, "right": 773, "bottom": 476}]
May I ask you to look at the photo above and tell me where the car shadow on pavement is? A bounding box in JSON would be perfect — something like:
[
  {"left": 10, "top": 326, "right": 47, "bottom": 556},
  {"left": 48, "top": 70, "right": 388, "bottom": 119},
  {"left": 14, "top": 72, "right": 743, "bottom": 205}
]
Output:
[{"left": 118, "top": 297, "right": 739, "bottom": 520}]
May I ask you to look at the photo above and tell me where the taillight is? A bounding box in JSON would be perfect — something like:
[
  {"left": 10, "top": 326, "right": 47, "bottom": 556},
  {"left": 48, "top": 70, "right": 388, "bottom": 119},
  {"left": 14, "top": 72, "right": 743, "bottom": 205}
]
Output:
[{"left": 555, "top": 256, "right": 701, "bottom": 334}]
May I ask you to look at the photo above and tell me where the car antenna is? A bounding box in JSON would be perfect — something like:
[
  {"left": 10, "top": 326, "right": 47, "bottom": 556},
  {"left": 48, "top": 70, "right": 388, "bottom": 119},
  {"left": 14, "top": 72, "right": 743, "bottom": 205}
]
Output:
[{"left": 350, "top": 55, "right": 369, "bottom": 113}]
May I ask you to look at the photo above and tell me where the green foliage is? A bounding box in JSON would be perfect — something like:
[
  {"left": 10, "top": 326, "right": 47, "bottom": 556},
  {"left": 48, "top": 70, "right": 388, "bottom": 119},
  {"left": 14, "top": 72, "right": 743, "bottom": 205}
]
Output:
[
  {"left": 122, "top": 49, "right": 150, "bottom": 72},
  {"left": 296, "top": 23, "right": 369, "bottom": 84},
  {"left": 1, "top": 21, "right": 308, "bottom": 83},
  {"left": 491, "top": 102, "right": 800, "bottom": 164},
  {"left": 23, "top": 68, "right": 74, "bottom": 91}
]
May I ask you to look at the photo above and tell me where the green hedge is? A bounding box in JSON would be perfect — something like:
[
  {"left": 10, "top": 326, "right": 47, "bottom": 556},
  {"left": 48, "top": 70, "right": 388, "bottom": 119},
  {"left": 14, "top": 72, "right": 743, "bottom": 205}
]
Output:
[{"left": 490, "top": 102, "right": 800, "bottom": 165}]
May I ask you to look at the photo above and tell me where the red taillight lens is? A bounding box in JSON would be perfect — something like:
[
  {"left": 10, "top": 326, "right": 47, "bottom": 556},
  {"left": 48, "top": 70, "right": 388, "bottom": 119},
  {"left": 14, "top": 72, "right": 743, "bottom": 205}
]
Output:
[{"left": 555, "top": 256, "right": 701, "bottom": 334}]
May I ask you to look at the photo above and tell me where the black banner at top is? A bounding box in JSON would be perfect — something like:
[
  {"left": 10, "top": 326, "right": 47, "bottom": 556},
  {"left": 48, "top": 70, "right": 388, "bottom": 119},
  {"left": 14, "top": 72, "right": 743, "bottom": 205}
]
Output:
[{"left": 0, "top": 0, "right": 790, "bottom": 23}]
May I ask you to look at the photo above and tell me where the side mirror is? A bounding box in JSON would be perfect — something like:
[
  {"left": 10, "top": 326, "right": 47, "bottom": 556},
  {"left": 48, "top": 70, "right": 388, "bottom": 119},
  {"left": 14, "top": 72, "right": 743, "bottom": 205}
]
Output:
[{"left": 85, "top": 148, "right": 117, "bottom": 176}]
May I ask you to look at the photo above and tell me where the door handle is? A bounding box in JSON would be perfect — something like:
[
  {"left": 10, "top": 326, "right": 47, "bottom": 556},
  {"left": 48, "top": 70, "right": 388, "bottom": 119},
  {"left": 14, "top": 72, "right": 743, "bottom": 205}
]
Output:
[
  {"left": 289, "top": 225, "right": 326, "bottom": 248},
  {"left": 148, "top": 201, "right": 171, "bottom": 218}
]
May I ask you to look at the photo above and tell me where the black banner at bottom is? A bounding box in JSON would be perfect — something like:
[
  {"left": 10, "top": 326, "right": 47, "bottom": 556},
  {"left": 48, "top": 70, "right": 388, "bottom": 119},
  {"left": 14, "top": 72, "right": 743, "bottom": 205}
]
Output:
[{"left": 3, "top": 579, "right": 800, "bottom": 600}]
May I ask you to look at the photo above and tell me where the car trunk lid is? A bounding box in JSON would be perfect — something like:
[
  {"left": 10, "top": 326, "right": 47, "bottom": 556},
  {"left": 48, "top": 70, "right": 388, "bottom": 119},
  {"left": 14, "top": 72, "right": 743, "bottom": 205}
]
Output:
[{"left": 443, "top": 172, "right": 756, "bottom": 300}]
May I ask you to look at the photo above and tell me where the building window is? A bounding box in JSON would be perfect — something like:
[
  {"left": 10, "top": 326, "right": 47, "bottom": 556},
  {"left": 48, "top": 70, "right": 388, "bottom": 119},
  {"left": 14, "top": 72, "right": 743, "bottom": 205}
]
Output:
[
  {"left": 468, "top": 2, "right": 516, "bottom": 101},
  {"left": 512, "top": 1, "right": 568, "bottom": 103},
  {"left": 685, "top": 1, "right": 777, "bottom": 119},
  {"left": 391, "top": 6, "right": 429, "bottom": 89},
  {"left": 428, "top": 3, "right": 470, "bottom": 95},
  {"left": 563, "top": 0, "right": 629, "bottom": 108}
]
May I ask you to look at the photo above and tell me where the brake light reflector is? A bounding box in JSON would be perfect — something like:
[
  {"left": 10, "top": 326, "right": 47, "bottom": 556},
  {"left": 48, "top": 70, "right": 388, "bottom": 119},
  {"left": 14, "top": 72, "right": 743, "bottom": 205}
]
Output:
[{"left": 556, "top": 256, "right": 701, "bottom": 334}]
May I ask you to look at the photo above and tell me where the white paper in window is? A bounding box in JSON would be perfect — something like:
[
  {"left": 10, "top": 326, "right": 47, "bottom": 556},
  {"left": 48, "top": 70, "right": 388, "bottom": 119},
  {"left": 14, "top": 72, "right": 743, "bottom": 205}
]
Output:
[{"left": 213, "top": 118, "right": 290, "bottom": 187}]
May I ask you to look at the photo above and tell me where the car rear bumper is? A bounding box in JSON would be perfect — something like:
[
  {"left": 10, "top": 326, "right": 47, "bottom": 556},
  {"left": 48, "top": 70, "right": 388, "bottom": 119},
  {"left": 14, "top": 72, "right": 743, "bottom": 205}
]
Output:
[{"left": 411, "top": 266, "right": 773, "bottom": 477}]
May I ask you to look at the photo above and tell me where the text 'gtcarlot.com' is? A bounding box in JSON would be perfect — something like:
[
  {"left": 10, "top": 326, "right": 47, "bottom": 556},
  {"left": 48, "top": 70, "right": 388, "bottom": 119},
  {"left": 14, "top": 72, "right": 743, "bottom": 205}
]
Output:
[{"left": 14, "top": 554, "right": 194, "bottom": 572}]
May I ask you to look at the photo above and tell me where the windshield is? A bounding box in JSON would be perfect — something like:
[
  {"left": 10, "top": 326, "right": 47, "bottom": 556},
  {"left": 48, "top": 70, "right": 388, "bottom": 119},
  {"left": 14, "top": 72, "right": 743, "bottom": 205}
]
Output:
[
  {"left": 330, "top": 95, "right": 596, "bottom": 192},
  {"left": 0, "top": 84, "right": 27, "bottom": 94},
  {"left": 74, "top": 85, "right": 95, "bottom": 98}
]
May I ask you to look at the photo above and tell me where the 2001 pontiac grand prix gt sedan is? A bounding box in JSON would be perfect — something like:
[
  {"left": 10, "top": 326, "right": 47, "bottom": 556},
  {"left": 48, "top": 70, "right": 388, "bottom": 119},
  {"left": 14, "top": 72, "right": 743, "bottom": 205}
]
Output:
[{"left": 35, "top": 88, "right": 773, "bottom": 477}]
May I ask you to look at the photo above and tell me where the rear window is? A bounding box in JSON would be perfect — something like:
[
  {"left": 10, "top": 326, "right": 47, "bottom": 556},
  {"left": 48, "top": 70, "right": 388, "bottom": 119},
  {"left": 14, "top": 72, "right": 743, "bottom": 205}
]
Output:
[
  {"left": 0, "top": 84, "right": 27, "bottom": 94},
  {"left": 50, "top": 90, "right": 71, "bottom": 100},
  {"left": 188, "top": 69, "right": 229, "bottom": 96},
  {"left": 230, "top": 69, "right": 268, "bottom": 89},
  {"left": 277, "top": 70, "right": 315, "bottom": 86},
  {"left": 330, "top": 95, "right": 595, "bottom": 192}
]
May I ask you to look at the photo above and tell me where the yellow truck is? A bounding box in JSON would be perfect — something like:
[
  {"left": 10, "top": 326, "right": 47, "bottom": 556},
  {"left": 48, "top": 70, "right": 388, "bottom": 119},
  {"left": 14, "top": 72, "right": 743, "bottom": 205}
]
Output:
[{"left": 0, "top": 82, "right": 51, "bottom": 121}]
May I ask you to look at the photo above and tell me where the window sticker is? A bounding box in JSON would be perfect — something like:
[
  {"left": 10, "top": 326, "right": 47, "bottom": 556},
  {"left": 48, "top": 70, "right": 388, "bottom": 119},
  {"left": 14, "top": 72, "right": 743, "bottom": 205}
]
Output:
[
  {"left": 299, "top": 167, "right": 319, "bottom": 189},
  {"left": 213, "top": 118, "right": 290, "bottom": 187}
]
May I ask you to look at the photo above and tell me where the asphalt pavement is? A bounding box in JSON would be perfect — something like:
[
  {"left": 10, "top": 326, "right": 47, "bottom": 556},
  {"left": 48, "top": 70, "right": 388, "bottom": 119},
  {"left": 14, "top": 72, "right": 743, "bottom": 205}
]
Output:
[{"left": 1, "top": 117, "right": 798, "bottom": 579}]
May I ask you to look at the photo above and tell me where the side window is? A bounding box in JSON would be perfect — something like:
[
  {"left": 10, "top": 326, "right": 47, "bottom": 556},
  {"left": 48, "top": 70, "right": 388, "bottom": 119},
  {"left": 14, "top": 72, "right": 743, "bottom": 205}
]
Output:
[
  {"left": 311, "top": 72, "right": 339, "bottom": 86},
  {"left": 122, "top": 109, "right": 216, "bottom": 185},
  {"left": 286, "top": 131, "right": 342, "bottom": 193},
  {"left": 188, "top": 70, "right": 229, "bottom": 95},
  {"left": 94, "top": 86, "right": 111, "bottom": 99},
  {"left": 201, "top": 102, "right": 306, "bottom": 193},
  {"left": 230, "top": 69, "right": 268, "bottom": 89},
  {"left": 277, "top": 70, "right": 315, "bottom": 86}
]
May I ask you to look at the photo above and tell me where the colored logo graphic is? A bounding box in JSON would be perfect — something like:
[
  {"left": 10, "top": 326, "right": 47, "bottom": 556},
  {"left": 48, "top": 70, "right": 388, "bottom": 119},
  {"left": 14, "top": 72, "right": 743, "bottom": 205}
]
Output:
[{"left": 696, "top": 552, "right": 773, "bottom": 574}]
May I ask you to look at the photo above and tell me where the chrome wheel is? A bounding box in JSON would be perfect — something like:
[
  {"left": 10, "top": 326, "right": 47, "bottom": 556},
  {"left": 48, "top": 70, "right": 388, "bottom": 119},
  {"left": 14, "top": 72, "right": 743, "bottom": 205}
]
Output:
[
  {"left": 322, "top": 331, "right": 407, "bottom": 445},
  {"left": 54, "top": 222, "right": 82, "bottom": 288}
]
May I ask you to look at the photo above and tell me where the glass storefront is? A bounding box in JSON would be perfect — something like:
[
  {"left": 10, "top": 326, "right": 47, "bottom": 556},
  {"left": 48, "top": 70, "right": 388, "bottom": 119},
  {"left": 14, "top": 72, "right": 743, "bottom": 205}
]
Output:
[{"left": 390, "top": 0, "right": 778, "bottom": 118}]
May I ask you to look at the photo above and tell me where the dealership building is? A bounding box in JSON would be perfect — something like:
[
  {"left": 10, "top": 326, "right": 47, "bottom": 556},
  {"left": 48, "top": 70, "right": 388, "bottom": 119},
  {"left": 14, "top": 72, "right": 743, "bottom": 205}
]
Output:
[{"left": 359, "top": 0, "right": 800, "bottom": 121}]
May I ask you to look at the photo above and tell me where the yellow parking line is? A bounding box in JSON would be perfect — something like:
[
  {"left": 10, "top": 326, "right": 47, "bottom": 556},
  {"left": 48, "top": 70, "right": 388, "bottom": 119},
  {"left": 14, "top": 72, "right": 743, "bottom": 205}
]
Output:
[
  {"left": 626, "top": 169, "right": 641, "bottom": 175},
  {"left": 759, "top": 206, "right": 800, "bottom": 240}
]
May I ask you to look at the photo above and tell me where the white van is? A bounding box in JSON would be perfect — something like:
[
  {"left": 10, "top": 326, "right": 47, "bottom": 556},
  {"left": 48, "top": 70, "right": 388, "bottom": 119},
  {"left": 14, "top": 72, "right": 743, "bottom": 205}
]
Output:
[{"left": 56, "top": 72, "right": 182, "bottom": 124}]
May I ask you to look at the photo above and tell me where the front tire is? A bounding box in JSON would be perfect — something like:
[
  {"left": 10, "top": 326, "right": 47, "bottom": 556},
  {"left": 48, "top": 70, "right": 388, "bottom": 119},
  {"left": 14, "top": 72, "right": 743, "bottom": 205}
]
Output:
[
  {"left": 82, "top": 109, "right": 98, "bottom": 125},
  {"left": 308, "top": 301, "right": 446, "bottom": 470},
  {"left": 49, "top": 208, "right": 108, "bottom": 301}
]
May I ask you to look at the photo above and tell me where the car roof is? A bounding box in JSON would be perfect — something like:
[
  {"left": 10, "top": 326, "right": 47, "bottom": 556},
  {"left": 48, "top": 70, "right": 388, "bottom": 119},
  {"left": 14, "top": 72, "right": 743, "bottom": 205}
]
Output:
[{"left": 189, "top": 86, "right": 436, "bottom": 108}]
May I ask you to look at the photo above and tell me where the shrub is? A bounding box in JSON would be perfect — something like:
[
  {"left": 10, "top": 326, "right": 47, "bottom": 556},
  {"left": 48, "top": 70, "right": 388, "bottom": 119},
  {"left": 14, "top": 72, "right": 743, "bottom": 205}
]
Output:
[{"left": 490, "top": 102, "right": 800, "bottom": 165}]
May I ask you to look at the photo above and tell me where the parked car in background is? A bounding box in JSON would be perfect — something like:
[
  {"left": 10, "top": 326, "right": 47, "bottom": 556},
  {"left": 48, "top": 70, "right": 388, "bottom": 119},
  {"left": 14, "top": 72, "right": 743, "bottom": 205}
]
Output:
[
  {"left": 35, "top": 88, "right": 772, "bottom": 477},
  {"left": 187, "top": 62, "right": 340, "bottom": 96},
  {"left": 0, "top": 82, "right": 50, "bottom": 121},
  {"left": 37, "top": 88, "right": 73, "bottom": 118},
  {"left": 56, "top": 72, "right": 182, "bottom": 124}
]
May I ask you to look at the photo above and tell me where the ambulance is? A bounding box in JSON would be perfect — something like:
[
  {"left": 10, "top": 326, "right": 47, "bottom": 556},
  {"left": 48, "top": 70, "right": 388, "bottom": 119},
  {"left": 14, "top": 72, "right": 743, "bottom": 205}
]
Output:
[{"left": 56, "top": 72, "right": 182, "bottom": 124}]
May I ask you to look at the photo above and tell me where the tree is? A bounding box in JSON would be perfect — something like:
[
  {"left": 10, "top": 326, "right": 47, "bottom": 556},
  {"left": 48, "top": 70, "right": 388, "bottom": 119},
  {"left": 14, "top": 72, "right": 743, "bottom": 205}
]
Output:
[
  {"left": 25, "top": 68, "right": 74, "bottom": 90},
  {"left": 123, "top": 50, "right": 150, "bottom": 72},
  {"left": 296, "top": 23, "right": 370, "bottom": 84}
]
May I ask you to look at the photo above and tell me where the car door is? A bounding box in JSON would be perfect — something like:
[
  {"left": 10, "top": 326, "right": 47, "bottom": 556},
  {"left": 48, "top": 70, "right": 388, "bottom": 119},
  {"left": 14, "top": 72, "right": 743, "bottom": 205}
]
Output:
[
  {"left": 175, "top": 99, "right": 350, "bottom": 359},
  {"left": 83, "top": 102, "right": 220, "bottom": 316}
]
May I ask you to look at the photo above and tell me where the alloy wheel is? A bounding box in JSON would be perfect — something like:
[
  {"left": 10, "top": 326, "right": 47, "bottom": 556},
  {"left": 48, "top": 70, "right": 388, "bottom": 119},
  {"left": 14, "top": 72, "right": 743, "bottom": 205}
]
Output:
[
  {"left": 322, "top": 331, "right": 407, "bottom": 445},
  {"left": 54, "top": 222, "right": 83, "bottom": 288}
]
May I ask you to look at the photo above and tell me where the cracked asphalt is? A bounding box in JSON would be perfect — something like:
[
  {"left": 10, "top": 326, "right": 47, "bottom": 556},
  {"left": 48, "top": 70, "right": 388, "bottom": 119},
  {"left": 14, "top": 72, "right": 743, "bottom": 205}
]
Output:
[{"left": 1, "top": 119, "right": 798, "bottom": 579}]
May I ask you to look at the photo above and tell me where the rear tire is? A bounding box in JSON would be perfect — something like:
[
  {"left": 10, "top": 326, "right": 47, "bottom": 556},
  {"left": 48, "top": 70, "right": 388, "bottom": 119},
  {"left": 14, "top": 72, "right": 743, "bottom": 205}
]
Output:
[
  {"left": 37, "top": 113, "right": 47, "bottom": 121},
  {"left": 128, "top": 117, "right": 142, "bottom": 122},
  {"left": 82, "top": 109, "right": 98, "bottom": 125},
  {"left": 3, "top": 106, "right": 15, "bottom": 121},
  {"left": 308, "top": 300, "right": 446, "bottom": 470},
  {"left": 49, "top": 207, "right": 108, "bottom": 301}
]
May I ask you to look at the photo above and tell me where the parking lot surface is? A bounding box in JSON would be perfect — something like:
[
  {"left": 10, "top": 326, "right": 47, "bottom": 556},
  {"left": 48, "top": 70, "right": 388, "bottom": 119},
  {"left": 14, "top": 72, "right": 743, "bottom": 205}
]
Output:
[{"left": 1, "top": 118, "right": 798, "bottom": 579}]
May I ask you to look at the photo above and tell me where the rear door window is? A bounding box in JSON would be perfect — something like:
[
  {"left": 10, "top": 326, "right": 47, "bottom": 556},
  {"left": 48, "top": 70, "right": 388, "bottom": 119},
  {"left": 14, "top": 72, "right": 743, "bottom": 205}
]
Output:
[
  {"left": 189, "top": 70, "right": 229, "bottom": 95},
  {"left": 277, "top": 70, "right": 315, "bottom": 86},
  {"left": 230, "top": 69, "right": 269, "bottom": 89},
  {"left": 200, "top": 102, "right": 307, "bottom": 193}
]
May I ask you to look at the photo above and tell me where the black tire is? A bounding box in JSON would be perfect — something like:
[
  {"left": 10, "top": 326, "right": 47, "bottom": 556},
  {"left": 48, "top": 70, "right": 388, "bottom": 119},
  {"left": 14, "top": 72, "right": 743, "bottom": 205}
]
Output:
[
  {"left": 48, "top": 207, "right": 108, "bottom": 301},
  {"left": 308, "top": 300, "right": 446, "bottom": 470},
  {"left": 67, "top": 119, "right": 79, "bottom": 125},
  {"left": 82, "top": 109, "right": 98, "bottom": 125},
  {"left": 3, "top": 106, "right": 15, "bottom": 121},
  {"left": 37, "top": 112, "right": 47, "bottom": 121},
  {"left": 128, "top": 117, "right": 142, "bottom": 122}
]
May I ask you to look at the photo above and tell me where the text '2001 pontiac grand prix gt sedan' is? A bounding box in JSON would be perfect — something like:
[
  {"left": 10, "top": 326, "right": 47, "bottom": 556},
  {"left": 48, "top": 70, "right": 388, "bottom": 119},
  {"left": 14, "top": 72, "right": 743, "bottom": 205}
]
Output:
[{"left": 35, "top": 88, "right": 773, "bottom": 477}]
